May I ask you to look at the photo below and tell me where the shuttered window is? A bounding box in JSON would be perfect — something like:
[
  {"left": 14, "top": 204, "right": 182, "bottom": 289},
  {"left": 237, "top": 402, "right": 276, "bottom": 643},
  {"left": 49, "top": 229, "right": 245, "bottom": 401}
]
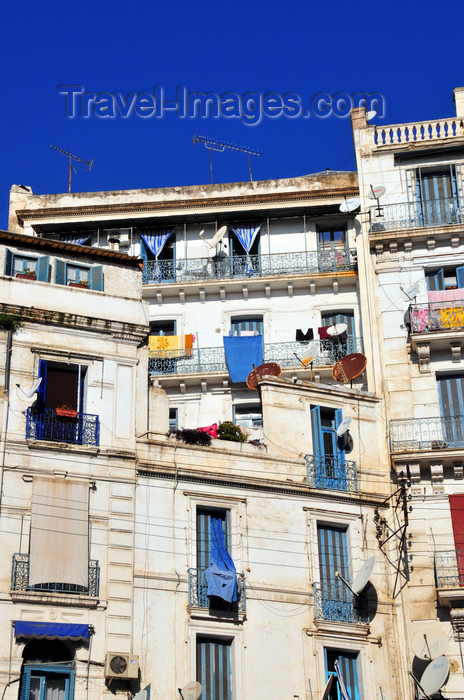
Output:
[
  {"left": 54, "top": 260, "right": 103, "bottom": 290},
  {"left": 196, "top": 509, "right": 229, "bottom": 571},
  {"left": 321, "top": 312, "right": 355, "bottom": 339},
  {"left": 318, "top": 525, "right": 348, "bottom": 590},
  {"left": 19, "top": 665, "right": 74, "bottom": 700},
  {"left": 437, "top": 375, "right": 464, "bottom": 444},
  {"left": 230, "top": 316, "right": 263, "bottom": 336},
  {"left": 196, "top": 637, "right": 232, "bottom": 700},
  {"left": 325, "top": 649, "right": 360, "bottom": 700}
]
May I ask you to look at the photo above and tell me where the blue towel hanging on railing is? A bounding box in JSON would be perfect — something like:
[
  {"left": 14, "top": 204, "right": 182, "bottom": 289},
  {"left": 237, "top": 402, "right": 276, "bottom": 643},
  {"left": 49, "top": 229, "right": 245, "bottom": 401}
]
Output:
[
  {"left": 205, "top": 518, "right": 237, "bottom": 602},
  {"left": 223, "top": 336, "right": 263, "bottom": 382}
]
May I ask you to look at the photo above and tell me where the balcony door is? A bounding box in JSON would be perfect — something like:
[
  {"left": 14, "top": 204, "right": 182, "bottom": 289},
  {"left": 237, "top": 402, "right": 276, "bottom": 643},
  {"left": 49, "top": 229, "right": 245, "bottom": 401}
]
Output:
[
  {"left": 317, "top": 525, "right": 350, "bottom": 621},
  {"left": 409, "top": 165, "right": 461, "bottom": 226},
  {"left": 437, "top": 374, "right": 464, "bottom": 446},
  {"left": 311, "top": 406, "right": 346, "bottom": 489}
]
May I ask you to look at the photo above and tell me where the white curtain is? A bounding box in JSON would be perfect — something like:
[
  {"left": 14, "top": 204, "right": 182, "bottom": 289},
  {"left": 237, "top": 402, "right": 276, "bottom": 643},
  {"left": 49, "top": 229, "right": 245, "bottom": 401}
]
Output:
[{"left": 29, "top": 478, "right": 89, "bottom": 587}]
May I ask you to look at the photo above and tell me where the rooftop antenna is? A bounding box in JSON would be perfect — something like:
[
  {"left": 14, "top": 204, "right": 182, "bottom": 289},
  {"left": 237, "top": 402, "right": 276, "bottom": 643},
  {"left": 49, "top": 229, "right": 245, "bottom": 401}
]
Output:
[
  {"left": 192, "top": 134, "right": 262, "bottom": 184},
  {"left": 50, "top": 145, "right": 93, "bottom": 193}
]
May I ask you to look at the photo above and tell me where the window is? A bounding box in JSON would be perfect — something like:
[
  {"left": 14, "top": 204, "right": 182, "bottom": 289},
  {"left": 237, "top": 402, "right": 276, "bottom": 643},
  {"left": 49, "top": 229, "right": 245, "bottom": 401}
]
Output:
[
  {"left": 169, "top": 408, "right": 178, "bottom": 431},
  {"left": 437, "top": 374, "right": 464, "bottom": 445},
  {"left": 317, "top": 525, "right": 351, "bottom": 621},
  {"left": 321, "top": 312, "right": 355, "bottom": 340},
  {"left": 4, "top": 249, "right": 49, "bottom": 281},
  {"left": 197, "top": 508, "right": 229, "bottom": 571},
  {"left": 54, "top": 260, "right": 103, "bottom": 290},
  {"left": 150, "top": 320, "right": 176, "bottom": 336},
  {"left": 310, "top": 406, "right": 346, "bottom": 489},
  {"left": 230, "top": 316, "right": 263, "bottom": 336},
  {"left": 318, "top": 227, "right": 347, "bottom": 252},
  {"left": 140, "top": 233, "right": 176, "bottom": 282},
  {"left": 196, "top": 637, "right": 232, "bottom": 700},
  {"left": 407, "top": 165, "right": 462, "bottom": 226},
  {"left": 324, "top": 648, "right": 360, "bottom": 700},
  {"left": 149, "top": 321, "right": 177, "bottom": 374},
  {"left": 19, "top": 665, "right": 75, "bottom": 700},
  {"left": 26, "top": 360, "right": 99, "bottom": 446},
  {"left": 229, "top": 225, "right": 260, "bottom": 276},
  {"left": 233, "top": 404, "right": 262, "bottom": 429},
  {"left": 426, "top": 265, "right": 464, "bottom": 291}
]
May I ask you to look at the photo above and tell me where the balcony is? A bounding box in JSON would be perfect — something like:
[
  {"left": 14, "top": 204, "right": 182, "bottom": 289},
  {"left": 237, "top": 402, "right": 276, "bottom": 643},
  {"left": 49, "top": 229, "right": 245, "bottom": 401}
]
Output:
[
  {"left": 435, "top": 550, "right": 464, "bottom": 606},
  {"left": 143, "top": 249, "right": 357, "bottom": 285},
  {"left": 370, "top": 197, "right": 463, "bottom": 233},
  {"left": 11, "top": 553, "right": 100, "bottom": 596},
  {"left": 188, "top": 568, "right": 246, "bottom": 613},
  {"left": 26, "top": 408, "right": 100, "bottom": 446},
  {"left": 410, "top": 301, "right": 464, "bottom": 334},
  {"left": 149, "top": 337, "right": 364, "bottom": 376},
  {"left": 390, "top": 416, "right": 464, "bottom": 453},
  {"left": 313, "top": 580, "right": 368, "bottom": 624},
  {"left": 305, "top": 455, "right": 358, "bottom": 493}
]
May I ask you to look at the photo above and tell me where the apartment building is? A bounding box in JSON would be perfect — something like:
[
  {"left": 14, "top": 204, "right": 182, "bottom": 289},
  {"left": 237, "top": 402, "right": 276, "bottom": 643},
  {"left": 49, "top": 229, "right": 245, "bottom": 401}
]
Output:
[{"left": 352, "top": 87, "right": 464, "bottom": 699}]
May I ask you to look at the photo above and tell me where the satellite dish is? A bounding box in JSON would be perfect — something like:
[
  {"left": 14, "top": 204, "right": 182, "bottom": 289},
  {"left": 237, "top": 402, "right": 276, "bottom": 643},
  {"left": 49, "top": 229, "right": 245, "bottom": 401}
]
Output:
[
  {"left": 332, "top": 353, "right": 367, "bottom": 383},
  {"left": 366, "top": 110, "right": 377, "bottom": 122},
  {"left": 327, "top": 323, "right": 348, "bottom": 337},
  {"left": 198, "top": 229, "right": 206, "bottom": 240},
  {"left": 21, "top": 377, "right": 42, "bottom": 398},
  {"left": 210, "top": 225, "right": 227, "bottom": 247},
  {"left": 301, "top": 350, "right": 315, "bottom": 366},
  {"left": 179, "top": 682, "right": 202, "bottom": 700},
  {"left": 420, "top": 656, "right": 450, "bottom": 696},
  {"left": 246, "top": 362, "right": 282, "bottom": 390},
  {"left": 339, "top": 197, "right": 361, "bottom": 213},
  {"left": 403, "top": 284, "right": 420, "bottom": 301},
  {"left": 351, "top": 556, "right": 375, "bottom": 595},
  {"left": 413, "top": 627, "right": 449, "bottom": 661},
  {"left": 367, "top": 185, "right": 386, "bottom": 200},
  {"left": 336, "top": 416, "right": 352, "bottom": 437}
]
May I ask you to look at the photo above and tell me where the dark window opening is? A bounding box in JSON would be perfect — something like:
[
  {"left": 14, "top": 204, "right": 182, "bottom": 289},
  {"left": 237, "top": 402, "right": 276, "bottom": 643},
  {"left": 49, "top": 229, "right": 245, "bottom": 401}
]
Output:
[
  {"left": 169, "top": 408, "right": 178, "bottom": 431},
  {"left": 150, "top": 320, "right": 176, "bottom": 336},
  {"left": 230, "top": 316, "right": 263, "bottom": 336},
  {"left": 39, "top": 362, "right": 86, "bottom": 413}
]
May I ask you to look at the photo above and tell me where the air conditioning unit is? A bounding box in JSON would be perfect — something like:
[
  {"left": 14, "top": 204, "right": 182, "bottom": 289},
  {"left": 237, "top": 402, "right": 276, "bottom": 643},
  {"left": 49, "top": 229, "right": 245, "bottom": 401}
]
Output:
[{"left": 105, "top": 653, "right": 139, "bottom": 680}]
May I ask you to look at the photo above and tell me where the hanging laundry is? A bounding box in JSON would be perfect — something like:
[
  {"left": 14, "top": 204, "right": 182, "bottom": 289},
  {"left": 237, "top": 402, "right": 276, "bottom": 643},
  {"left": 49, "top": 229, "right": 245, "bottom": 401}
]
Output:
[
  {"left": 148, "top": 334, "right": 194, "bottom": 358},
  {"left": 296, "top": 328, "right": 314, "bottom": 341},
  {"left": 223, "top": 336, "right": 263, "bottom": 382},
  {"left": 318, "top": 326, "right": 331, "bottom": 340},
  {"left": 198, "top": 423, "right": 218, "bottom": 439},
  {"left": 205, "top": 518, "right": 237, "bottom": 603}
]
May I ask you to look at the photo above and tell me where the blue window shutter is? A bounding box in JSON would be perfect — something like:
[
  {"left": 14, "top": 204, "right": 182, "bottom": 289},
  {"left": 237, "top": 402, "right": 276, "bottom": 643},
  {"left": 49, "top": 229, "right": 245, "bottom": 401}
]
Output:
[
  {"left": 457, "top": 266, "right": 464, "bottom": 289},
  {"left": 18, "top": 667, "right": 31, "bottom": 700},
  {"left": 37, "top": 359, "right": 47, "bottom": 409},
  {"left": 36, "top": 256, "right": 49, "bottom": 282},
  {"left": 197, "top": 509, "right": 227, "bottom": 570},
  {"left": 197, "top": 638, "right": 232, "bottom": 700},
  {"left": 318, "top": 525, "right": 348, "bottom": 584},
  {"left": 311, "top": 406, "right": 322, "bottom": 459},
  {"left": 4, "top": 248, "right": 13, "bottom": 276},
  {"left": 139, "top": 239, "right": 148, "bottom": 261},
  {"left": 426, "top": 268, "right": 444, "bottom": 292},
  {"left": 438, "top": 375, "right": 464, "bottom": 418},
  {"left": 334, "top": 408, "right": 345, "bottom": 458},
  {"left": 90, "top": 265, "right": 103, "bottom": 291},
  {"left": 55, "top": 259, "right": 66, "bottom": 285}
]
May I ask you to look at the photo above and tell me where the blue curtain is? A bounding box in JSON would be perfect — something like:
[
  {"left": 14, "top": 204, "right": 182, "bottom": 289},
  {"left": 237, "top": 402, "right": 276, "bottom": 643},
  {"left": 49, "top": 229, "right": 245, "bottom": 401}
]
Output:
[
  {"left": 205, "top": 517, "right": 237, "bottom": 602},
  {"left": 231, "top": 223, "right": 261, "bottom": 254},
  {"left": 60, "top": 234, "right": 90, "bottom": 245},
  {"left": 140, "top": 229, "right": 173, "bottom": 258}
]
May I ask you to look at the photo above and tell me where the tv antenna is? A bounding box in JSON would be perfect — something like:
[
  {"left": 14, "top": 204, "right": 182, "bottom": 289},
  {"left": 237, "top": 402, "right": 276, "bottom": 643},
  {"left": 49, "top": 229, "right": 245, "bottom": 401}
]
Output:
[
  {"left": 192, "top": 134, "right": 262, "bottom": 184},
  {"left": 50, "top": 145, "right": 93, "bottom": 193}
]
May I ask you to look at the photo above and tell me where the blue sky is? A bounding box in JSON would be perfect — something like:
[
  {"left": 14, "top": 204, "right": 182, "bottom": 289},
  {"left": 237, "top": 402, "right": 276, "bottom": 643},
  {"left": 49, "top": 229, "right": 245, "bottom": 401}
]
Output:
[{"left": 1, "top": 0, "right": 464, "bottom": 228}]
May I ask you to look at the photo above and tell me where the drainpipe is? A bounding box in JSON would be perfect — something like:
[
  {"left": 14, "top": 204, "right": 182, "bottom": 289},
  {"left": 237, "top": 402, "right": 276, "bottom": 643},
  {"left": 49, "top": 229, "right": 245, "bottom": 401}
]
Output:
[{"left": 0, "top": 329, "right": 13, "bottom": 512}]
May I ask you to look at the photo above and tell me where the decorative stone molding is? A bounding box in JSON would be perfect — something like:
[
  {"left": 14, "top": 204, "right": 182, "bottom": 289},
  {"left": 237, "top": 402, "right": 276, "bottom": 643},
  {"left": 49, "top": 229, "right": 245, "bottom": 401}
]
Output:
[
  {"left": 265, "top": 284, "right": 271, "bottom": 299},
  {"left": 427, "top": 238, "right": 436, "bottom": 252},
  {"left": 220, "top": 287, "right": 226, "bottom": 301},
  {"left": 179, "top": 289, "right": 185, "bottom": 304},
  {"left": 389, "top": 242, "right": 397, "bottom": 257},
  {"left": 431, "top": 461, "right": 444, "bottom": 493},
  {"left": 453, "top": 462, "right": 464, "bottom": 480},
  {"left": 451, "top": 236, "right": 460, "bottom": 250},
  {"left": 404, "top": 241, "right": 413, "bottom": 256},
  {"left": 375, "top": 243, "right": 384, "bottom": 259},
  {"left": 199, "top": 288, "right": 206, "bottom": 303},
  {"left": 450, "top": 342, "right": 462, "bottom": 363},
  {"left": 332, "top": 280, "right": 339, "bottom": 294},
  {"left": 288, "top": 282, "right": 293, "bottom": 297},
  {"left": 309, "top": 281, "right": 316, "bottom": 296},
  {"left": 242, "top": 285, "right": 248, "bottom": 301},
  {"left": 408, "top": 463, "right": 421, "bottom": 485},
  {"left": 416, "top": 342, "right": 431, "bottom": 373}
]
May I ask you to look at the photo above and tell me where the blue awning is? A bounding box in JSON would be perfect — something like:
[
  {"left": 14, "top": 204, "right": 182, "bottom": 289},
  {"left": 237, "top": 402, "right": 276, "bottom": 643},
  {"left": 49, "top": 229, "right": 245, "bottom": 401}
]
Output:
[{"left": 14, "top": 621, "right": 89, "bottom": 641}]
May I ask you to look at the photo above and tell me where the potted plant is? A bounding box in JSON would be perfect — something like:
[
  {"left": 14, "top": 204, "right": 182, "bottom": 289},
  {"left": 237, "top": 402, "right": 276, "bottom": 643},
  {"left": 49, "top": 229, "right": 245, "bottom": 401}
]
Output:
[
  {"left": 55, "top": 404, "right": 78, "bottom": 418},
  {"left": 69, "top": 280, "right": 89, "bottom": 288},
  {"left": 16, "top": 267, "right": 36, "bottom": 280}
]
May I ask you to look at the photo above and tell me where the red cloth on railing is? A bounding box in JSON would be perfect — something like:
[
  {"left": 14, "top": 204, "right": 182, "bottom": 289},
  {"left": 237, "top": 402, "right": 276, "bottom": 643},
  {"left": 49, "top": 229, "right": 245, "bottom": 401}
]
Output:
[{"left": 198, "top": 423, "right": 218, "bottom": 439}]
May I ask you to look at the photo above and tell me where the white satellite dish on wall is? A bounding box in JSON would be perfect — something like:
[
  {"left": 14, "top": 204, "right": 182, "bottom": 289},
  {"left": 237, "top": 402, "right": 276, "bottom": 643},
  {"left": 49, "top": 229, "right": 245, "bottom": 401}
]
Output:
[
  {"left": 179, "top": 682, "right": 202, "bottom": 700},
  {"left": 17, "top": 377, "right": 42, "bottom": 399},
  {"left": 402, "top": 284, "right": 420, "bottom": 301},
  {"left": 351, "top": 556, "right": 375, "bottom": 595},
  {"left": 210, "top": 225, "right": 227, "bottom": 247},
  {"left": 336, "top": 417, "right": 352, "bottom": 437},
  {"left": 412, "top": 627, "right": 449, "bottom": 661},
  {"left": 420, "top": 656, "right": 450, "bottom": 697},
  {"left": 368, "top": 185, "right": 386, "bottom": 200},
  {"left": 339, "top": 197, "right": 361, "bottom": 213}
]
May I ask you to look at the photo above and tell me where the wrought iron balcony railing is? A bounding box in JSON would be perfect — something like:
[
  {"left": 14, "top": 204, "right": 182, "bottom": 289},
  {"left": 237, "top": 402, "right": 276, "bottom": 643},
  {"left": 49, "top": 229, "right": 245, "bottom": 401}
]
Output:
[
  {"left": 305, "top": 455, "right": 358, "bottom": 493},
  {"left": 149, "top": 337, "right": 364, "bottom": 375},
  {"left": 313, "top": 580, "right": 369, "bottom": 624},
  {"left": 188, "top": 568, "right": 246, "bottom": 612},
  {"left": 143, "top": 249, "right": 357, "bottom": 284},
  {"left": 26, "top": 408, "right": 100, "bottom": 446},
  {"left": 390, "top": 415, "right": 464, "bottom": 453},
  {"left": 370, "top": 197, "right": 463, "bottom": 232},
  {"left": 11, "top": 553, "right": 100, "bottom": 596},
  {"left": 435, "top": 550, "right": 464, "bottom": 588},
  {"left": 409, "top": 301, "right": 464, "bottom": 333}
]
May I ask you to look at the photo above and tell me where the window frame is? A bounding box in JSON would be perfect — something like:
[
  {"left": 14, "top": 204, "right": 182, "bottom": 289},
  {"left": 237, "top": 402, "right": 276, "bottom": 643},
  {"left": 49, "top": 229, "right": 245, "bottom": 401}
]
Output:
[
  {"left": 230, "top": 315, "right": 264, "bottom": 337},
  {"left": 19, "top": 664, "right": 75, "bottom": 700},
  {"left": 54, "top": 259, "right": 103, "bottom": 290},
  {"left": 187, "top": 622, "right": 244, "bottom": 700},
  {"left": 232, "top": 404, "right": 263, "bottom": 429},
  {"left": 4, "top": 249, "right": 49, "bottom": 282}
]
